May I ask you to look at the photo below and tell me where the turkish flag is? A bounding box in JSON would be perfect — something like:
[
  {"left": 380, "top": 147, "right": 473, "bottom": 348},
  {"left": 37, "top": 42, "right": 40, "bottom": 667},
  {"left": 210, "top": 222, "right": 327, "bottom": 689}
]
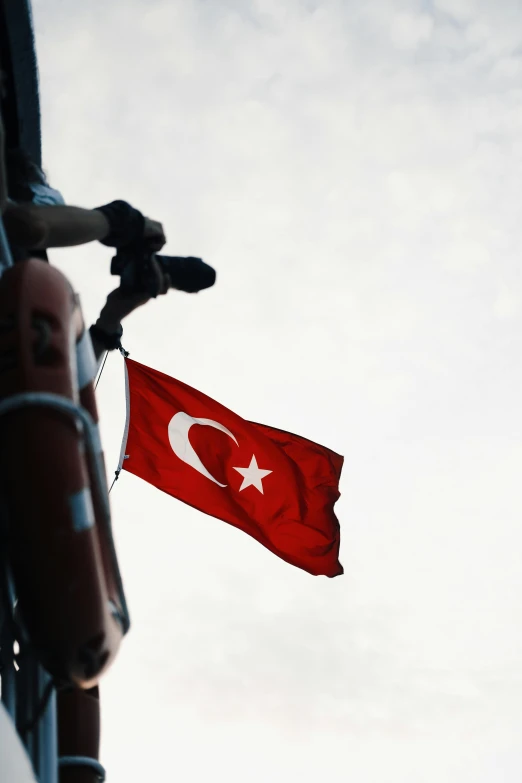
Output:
[{"left": 122, "top": 359, "right": 344, "bottom": 577}]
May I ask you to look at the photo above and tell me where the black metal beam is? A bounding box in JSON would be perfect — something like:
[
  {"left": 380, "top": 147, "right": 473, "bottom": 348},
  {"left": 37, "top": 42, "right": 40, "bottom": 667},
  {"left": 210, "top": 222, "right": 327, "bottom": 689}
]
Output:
[{"left": 0, "top": 0, "right": 41, "bottom": 165}]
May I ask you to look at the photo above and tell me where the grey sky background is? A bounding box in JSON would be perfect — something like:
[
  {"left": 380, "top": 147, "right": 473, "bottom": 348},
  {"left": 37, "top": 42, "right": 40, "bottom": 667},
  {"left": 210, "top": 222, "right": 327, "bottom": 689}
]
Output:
[{"left": 30, "top": 0, "right": 522, "bottom": 780}]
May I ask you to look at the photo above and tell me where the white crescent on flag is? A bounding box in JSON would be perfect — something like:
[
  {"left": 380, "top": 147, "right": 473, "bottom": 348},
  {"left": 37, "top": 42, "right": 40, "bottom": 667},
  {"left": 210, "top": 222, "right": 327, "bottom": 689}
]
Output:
[{"left": 168, "top": 411, "right": 238, "bottom": 487}]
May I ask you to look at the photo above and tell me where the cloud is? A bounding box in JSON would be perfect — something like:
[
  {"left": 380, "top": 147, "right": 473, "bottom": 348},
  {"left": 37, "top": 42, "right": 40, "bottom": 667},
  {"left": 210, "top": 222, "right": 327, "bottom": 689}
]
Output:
[
  {"left": 493, "top": 282, "right": 520, "bottom": 319},
  {"left": 26, "top": 0, "right": 522, "bottom": 780},
  {"left": 390, "top": 12, "right": 434, "bottom": 50},
  {"left": 434, "top": 0, "right": 478, "bottom": 22}
]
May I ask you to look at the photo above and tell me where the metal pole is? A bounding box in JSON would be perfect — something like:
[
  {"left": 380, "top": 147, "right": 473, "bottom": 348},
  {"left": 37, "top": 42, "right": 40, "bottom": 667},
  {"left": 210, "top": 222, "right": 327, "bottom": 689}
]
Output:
[
  {"left": 0, "top": 545, "right": 16, "bottom": 719},
  {"left": 0, "top": 618, "right": 16, "bottom": 718},
  {"left": 11, "top": 616, "right": 58, "bottom": 783},
  {"left": 35, "top": 665, "right": 58, "bottom": 783},
  {"left": 0, "top": 218, "right": 14, "bottom": 275}
]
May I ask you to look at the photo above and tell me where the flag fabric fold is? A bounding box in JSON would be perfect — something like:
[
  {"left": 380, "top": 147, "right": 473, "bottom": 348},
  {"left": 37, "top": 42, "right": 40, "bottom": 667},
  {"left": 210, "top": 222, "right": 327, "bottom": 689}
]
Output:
[{"left": 122, "top": 358, "right": 344, "bottom": 577}]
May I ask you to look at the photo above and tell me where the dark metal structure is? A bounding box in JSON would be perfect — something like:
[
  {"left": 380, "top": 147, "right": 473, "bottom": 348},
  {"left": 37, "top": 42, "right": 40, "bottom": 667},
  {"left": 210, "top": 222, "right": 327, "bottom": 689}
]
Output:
[
  {"left": 0, "top": 0, "right": 42, "bottom": 165},
  {"left": 0, "top": 7, "right": 54, "bottom": 781}
]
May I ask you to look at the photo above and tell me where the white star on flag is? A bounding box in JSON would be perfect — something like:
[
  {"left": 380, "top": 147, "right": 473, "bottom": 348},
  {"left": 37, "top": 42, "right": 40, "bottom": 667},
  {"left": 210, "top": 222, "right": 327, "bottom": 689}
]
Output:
[{"left": 233, "top": 455, "right": 272, "bottom": 494}]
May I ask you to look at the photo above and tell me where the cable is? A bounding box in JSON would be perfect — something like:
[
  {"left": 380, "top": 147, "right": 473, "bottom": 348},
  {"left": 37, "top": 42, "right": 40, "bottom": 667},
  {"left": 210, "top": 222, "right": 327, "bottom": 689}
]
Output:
[
  {"left": 108, "top": 468, "right": 121, "bottom": 494},
  {"left": 94, "top": 342, "right": 129, "bottom": 390},
  {"left": 94, "top": 350, "right": 109, "bottom": 389}
]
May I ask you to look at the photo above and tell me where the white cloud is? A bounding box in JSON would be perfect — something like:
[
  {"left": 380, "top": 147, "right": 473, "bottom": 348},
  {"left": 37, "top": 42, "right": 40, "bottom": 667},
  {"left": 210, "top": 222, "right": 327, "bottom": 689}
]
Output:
[
  {"left": 390, "top": 12, "right": 434, "bottom": 50},
  {"left": 25, "top": 0, "right": 522, "bottom": 780},
  {"left": 442, "top": 238, "right": 491, "bottom": 270},
  {"left": 433, "top": 0, "right": 477, "bottom": 22},
  {"left": 493, "top": 283, "right": 520, "bottom": 320}
]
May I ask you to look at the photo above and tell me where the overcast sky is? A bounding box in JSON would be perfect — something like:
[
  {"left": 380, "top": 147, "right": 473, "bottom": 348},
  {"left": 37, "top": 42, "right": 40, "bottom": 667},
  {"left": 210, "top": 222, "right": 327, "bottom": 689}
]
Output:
[{"left": 29, "top": 0, "right": 522, "bottom": 780}]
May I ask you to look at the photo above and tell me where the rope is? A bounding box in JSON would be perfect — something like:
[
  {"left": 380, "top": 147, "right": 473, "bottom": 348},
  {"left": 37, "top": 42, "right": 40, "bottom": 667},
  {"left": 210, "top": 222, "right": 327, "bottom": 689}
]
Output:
[
  {"left": 109, "top": 469, "right": 121, "bottom": 494},
  {"left": 108, "top": 352, "right": 132, "bottom": 496},
  {"left": 106, "top": 349, "right": 130, "bottom": 494},
  {"left": 94, "top": 341, "right": 128, "bottom": 390},
  {"left": 94, "top": 350, "right": 108, "bottom": 389}
]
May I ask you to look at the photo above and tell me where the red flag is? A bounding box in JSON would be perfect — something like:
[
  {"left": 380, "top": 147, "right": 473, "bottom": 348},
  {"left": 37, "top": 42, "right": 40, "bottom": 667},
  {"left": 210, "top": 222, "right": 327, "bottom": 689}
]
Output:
[{"left": 121, "top": 358, "right": 343, "bottom": 577}]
